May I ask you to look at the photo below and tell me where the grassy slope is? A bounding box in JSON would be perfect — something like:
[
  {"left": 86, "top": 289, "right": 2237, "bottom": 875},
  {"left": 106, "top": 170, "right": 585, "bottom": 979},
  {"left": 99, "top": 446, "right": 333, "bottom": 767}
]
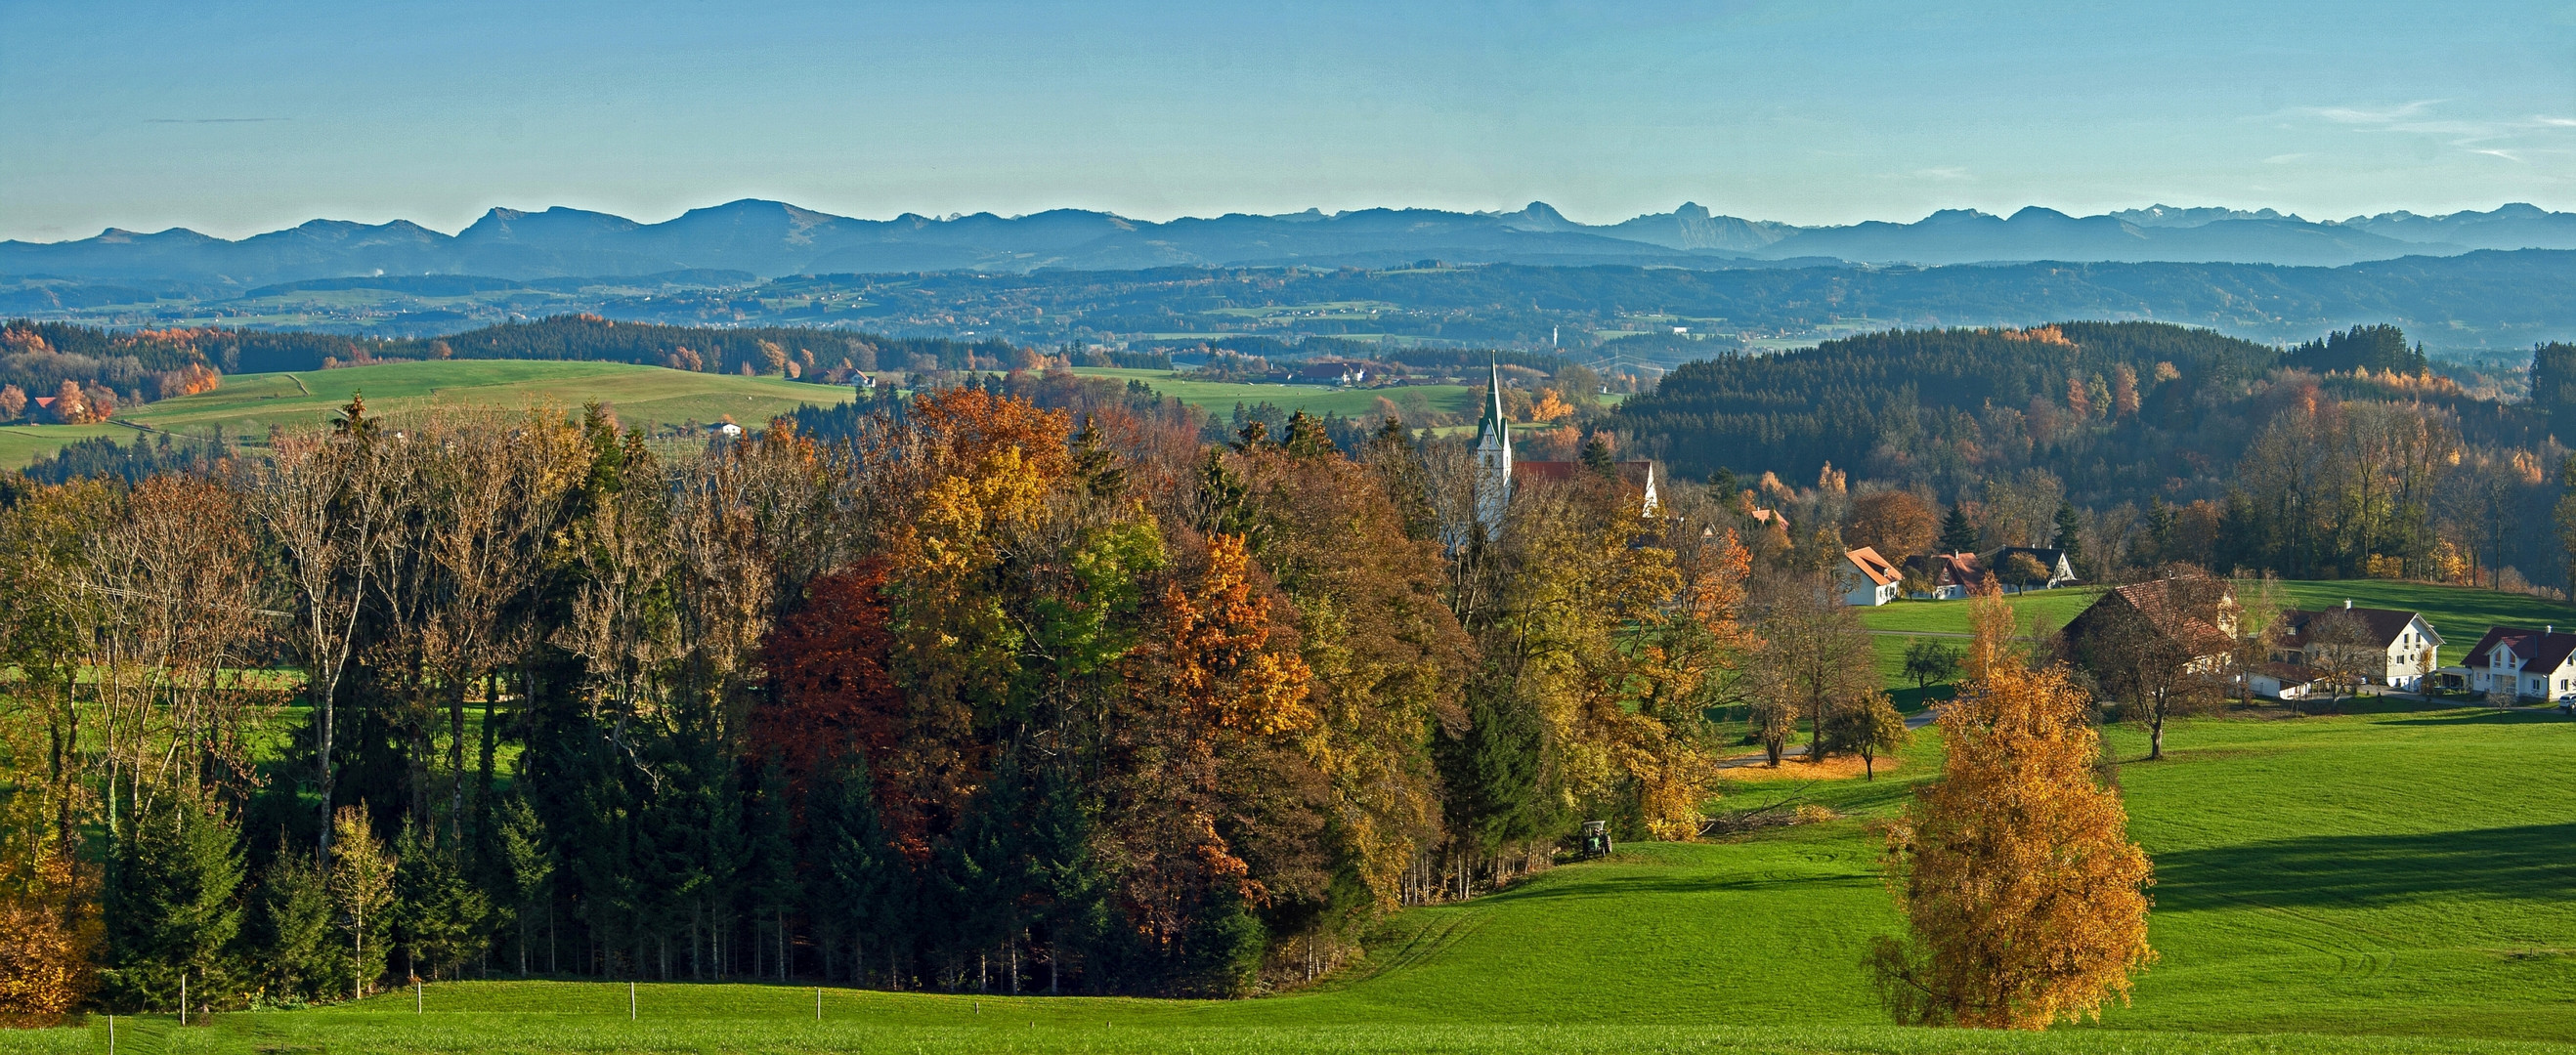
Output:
[
  {"left": 1070, "top": 367, "right": 1473, "bottom": 418},
  {"left": 25, "top": 707, "right": 2576, "bottom": 1054},
  {"left": 0, "top": 360, "right": 854, "bottom": 468}
]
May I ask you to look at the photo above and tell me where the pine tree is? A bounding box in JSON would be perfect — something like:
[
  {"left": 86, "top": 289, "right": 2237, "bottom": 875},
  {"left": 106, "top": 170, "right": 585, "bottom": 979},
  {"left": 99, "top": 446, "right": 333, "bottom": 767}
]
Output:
[
  {"left": 2053, "top": 502, "right": 2084, "bottom": 569},
  {"left": 1939, "top": 503, "right": 1979, "bottom": 553},
  {"left": 253, "top": 843, "right": 337, "bottom": 1004},
  {"left": 744, "top": 762, "right": 800, "bottom": 982},
  {"left": 391, "top": 822, "right": 488, "bottom": 982},
  {"left": 1024, "top": 759, "right": 1108, "bottom": 994},
  {"left": 815, "top": 749, "right": 911, "bottom": 988},
  {"left": 101, "top": 793, "right": 244, "bottom": 1013}
]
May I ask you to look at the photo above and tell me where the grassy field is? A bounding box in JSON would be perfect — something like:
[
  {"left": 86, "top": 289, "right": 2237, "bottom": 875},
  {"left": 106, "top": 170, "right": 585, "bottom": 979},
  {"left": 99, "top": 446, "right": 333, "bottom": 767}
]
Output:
[
  {"left": 18, "top": 703, "right": 2573, "bottom": 1054},
  {"left": 0, "top": 360, "right": 855, "bottom": 468},
  {"left": 1069, "top": 367, "right": 1474, "bottom": 419},
  {"left": 1858, "top": 580, "right": 2576, "bottom": 668}
]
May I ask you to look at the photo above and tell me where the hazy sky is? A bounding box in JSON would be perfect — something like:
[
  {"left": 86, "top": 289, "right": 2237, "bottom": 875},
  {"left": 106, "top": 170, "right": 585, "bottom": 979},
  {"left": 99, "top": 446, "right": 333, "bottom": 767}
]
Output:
[{"left": 5, "top": 1, "right": 2575, "bottom": 241}]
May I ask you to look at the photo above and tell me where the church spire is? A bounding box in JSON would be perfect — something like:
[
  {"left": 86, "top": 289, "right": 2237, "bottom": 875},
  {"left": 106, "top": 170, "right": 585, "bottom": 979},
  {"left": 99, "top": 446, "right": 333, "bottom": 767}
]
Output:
[{"left": 1472, "top": 357, "right": 1512, "bottom": 541}]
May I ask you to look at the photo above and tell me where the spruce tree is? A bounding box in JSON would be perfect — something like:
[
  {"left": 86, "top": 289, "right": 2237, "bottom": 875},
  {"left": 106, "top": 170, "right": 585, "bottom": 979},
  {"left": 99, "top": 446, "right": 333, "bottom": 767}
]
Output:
[
  {"left": 253, "top": 842, "right": 338, "bottom": 1004},
  {"left": 2053, "top": 502, "right": 2084, "bottom": 568},
  {"left": 102, "top": 793, "right": 244, "bottom": 1013},
  {"left": 1939, "top": 502, "right": 1979, "bottom": 553},
  {"left": 1580, "top": 433, "right": 1616, "bottom": 474},
  {"left": 1025, "top": 759, "right": 1109, "bottom": 994},
  {"left": 1440, "top": 691, "right": 1550, "bottom": 864},
  {"left": 815, "top": 749, "right": 911, "bottom": 988},
  {"left": 391, "top": 821, "right": 488, "bottom": 981},
  {"left": 488, "top": 795, "right": 552, "bottom": 977},
  {"left": 937, "top": 754, "right": 1027, "bottom": 992},
  {"left": 744, "top": 762, "right": 800, "bottom": 982}
]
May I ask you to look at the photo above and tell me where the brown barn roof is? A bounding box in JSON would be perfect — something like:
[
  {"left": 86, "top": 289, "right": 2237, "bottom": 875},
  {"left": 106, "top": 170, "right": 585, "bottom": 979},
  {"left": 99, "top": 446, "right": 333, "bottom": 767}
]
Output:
[
  {"left": 1518, "top": 460, "right": 1653, "bottom": 485},
  {"left": 2064, "top": 576, "right": 2237, "bottom": 658}
]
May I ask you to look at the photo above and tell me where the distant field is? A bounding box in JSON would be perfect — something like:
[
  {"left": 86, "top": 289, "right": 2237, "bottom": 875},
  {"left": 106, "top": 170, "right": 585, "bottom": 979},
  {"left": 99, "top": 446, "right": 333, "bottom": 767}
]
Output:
[
  {"left": 1069, "top": 367, "right": 1473, "bottom": 419},
  {"left": 1859, "top": 587, "right": 2109, "bottom": 638},
  {"left": 0, "top": 360, "right": 854, "bottom": 468},
  {"left": 23, "top": 703, "right": 2576, "bottom": 1054},
  {"left": 1857, "top": 580, "right": 2576, "bottom": 668}
]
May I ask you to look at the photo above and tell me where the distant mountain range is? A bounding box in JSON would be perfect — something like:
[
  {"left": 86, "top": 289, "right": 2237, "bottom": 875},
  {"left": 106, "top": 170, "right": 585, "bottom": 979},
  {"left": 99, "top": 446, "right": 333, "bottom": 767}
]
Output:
[{"left": 9, "top": 199, "right": 2576, "bottom": 287}]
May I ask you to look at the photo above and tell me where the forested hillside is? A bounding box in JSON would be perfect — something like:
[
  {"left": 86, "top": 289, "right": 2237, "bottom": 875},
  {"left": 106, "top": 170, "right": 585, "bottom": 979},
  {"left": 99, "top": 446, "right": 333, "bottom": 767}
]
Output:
[{"left": 1622, "top": 321, "right": 2571, "bottom": 586}]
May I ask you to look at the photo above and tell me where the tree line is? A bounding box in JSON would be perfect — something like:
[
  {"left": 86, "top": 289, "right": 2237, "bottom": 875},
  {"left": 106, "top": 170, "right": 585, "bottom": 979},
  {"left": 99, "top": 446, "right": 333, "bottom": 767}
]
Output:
[
  {"left": 1628, "top": 321, "right": 2574, "bottom": 591},
  {"left": 0, "top": 379, "right": 1792, "bottom": 1015}
]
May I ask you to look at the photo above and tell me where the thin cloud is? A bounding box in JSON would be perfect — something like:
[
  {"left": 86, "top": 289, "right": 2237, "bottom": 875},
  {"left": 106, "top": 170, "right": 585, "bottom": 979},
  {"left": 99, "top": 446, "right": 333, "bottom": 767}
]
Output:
[
  {"left": 144, "top": 117, "right": 289, "bottom": 124},
  {"left": 2468, "top": 148, "right": 2526, "bottom": 162},
  {"left": 2261, "top": 152, "right": 2311, "bottom": 164},
  {"left": 2301, "top": 101, "right": 2442, "bottom": 124}
]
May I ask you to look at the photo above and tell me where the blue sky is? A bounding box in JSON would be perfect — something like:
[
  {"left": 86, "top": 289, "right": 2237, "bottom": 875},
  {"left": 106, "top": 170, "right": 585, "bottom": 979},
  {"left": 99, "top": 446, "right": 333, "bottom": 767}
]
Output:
[{"left": 4, "top": 1, "right": 2573, "bottom": 241}]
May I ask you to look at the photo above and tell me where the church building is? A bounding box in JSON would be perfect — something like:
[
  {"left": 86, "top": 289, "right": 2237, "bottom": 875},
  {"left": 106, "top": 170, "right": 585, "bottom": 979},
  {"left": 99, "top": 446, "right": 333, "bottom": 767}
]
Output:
[{"left": 1471, "top": 360, "right": 1658, "bottom": 541}]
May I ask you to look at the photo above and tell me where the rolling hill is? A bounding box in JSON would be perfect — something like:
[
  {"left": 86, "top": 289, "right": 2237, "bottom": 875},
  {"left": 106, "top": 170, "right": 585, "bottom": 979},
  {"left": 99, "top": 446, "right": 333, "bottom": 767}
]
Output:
[{"left": 0, "top": 359, "right": 854, "bottom": 468}]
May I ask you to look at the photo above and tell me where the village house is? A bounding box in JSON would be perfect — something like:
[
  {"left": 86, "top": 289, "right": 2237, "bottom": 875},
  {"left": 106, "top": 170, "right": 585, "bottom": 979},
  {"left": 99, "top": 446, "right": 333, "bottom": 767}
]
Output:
[
  {"left": 2450, "top": 625, "right": 2576, "bottom": 702},
  {"left": 1902, "top": 551, "right": 1984, "bottom": 600},
  {"left": 1836, "top": 546, "right": 1903, "bottom": 607},
  {"left": 1982, "top": 545, "right": 2077, "bottom": 592},
  {"left": 2059, "top": 575, "right": 2240, "bottom": 675},
  {"left": 2269, "top": 602, "right": 2443, "bottom": 691}
]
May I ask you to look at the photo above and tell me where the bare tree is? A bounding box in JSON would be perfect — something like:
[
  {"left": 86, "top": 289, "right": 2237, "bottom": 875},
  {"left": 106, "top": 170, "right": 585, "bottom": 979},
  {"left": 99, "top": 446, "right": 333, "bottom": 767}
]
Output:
[
  {"left": 73, "top": 476, "right": 275, "bottom": 829},
  {"left": 2302, "top": 610, "right": 2377, "bottom": 715},
  {"left": 2066, "top": 575, "right": 2230, "bottom": 760},
  {"left": 253, "top": 403, "right": 402, "bottom": 857},
  {"left": 1747, "top": 574, "right": 1880, "bottom": 765}
]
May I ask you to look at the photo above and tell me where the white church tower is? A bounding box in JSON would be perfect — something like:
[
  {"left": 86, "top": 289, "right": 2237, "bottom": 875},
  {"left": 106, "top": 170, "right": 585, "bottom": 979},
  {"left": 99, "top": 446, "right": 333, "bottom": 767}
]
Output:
[{"left": 1472, "top": 359, "right": 1513, "bottom": 541}]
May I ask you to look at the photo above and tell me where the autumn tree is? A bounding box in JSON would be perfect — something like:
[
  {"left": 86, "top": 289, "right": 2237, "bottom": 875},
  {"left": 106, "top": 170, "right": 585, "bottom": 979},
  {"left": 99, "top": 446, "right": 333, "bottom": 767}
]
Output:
[
  {"left": 1747, "top": 575, "right": 1879, "bottom": 766},
  {"left": 1828, "top": 692, "right": 1911, "bottom": 780},
  {"left": 1869, "top": 587, "right": 2155, "bottom": 1029},
  {"left": 1848, "top": 490, "right": 1939, "bottom": 560},
  {"left": 328, "top": 807, "right": 396, "bottom": 999}
]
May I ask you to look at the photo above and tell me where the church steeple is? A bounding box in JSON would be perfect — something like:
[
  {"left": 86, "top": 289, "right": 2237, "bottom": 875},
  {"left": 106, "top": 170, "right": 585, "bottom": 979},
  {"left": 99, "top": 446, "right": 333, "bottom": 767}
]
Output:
[{"left": 1472, "top": 358, "right": 1512, "bottom": 540}]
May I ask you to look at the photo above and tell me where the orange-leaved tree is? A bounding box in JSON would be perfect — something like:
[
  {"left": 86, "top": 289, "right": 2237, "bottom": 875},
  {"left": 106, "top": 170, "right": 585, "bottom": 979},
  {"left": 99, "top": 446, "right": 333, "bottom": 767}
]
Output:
[
  {"left": 1868, "top": 582, "right": 2154, "bottom": 1029},
  {"left": 1109, "top": 531, "right": 1317, "bottom": 991}
]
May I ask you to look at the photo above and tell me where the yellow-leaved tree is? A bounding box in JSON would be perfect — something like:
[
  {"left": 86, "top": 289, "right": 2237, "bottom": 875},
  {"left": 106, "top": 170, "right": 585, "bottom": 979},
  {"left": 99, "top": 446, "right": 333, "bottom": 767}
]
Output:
[{"left": 1868, "top": 583, "right": 2155, "bottom": 1029}]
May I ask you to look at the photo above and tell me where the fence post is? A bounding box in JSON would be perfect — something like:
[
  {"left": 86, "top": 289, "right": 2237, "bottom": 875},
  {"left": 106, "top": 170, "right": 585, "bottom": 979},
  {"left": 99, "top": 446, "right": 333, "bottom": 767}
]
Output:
[
  {"left": 416, "top": 979, "right": 423, "bottom": 1014},
  {"left": 814, "top": 988, "right": 821, "bottom": 1022},
  {"left": 628, "top": 981, "right": 636, "bottom": 1021}
]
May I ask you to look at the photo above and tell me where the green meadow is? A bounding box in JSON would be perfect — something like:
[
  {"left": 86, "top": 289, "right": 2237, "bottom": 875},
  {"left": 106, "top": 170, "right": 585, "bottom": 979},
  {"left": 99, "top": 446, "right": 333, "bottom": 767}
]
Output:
[
  {"left": 20, "top": 703, "right": 2574, "bottom": 1054},
  {"left": 1068, "top": 367, "right": 1474, "bottom": 419},
  {"left": 1859, "top": 580, "right": 2576, "bottom": 667},
  {"left": 0, "top": 360, "right": 855, "bottom": 468}
]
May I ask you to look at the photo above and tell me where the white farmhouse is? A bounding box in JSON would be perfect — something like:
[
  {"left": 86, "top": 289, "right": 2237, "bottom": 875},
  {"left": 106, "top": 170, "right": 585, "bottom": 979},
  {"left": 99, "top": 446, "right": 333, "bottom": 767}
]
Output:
[
  {"left": 1836, "top": 547, "right": 1903, "bottom": 607},
  {"left": 2270, "top": 602, "right": 2444, "bottom": 691},
  {"left": 2455, "top": 624, "right": 2576, "bottom": 701}
]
